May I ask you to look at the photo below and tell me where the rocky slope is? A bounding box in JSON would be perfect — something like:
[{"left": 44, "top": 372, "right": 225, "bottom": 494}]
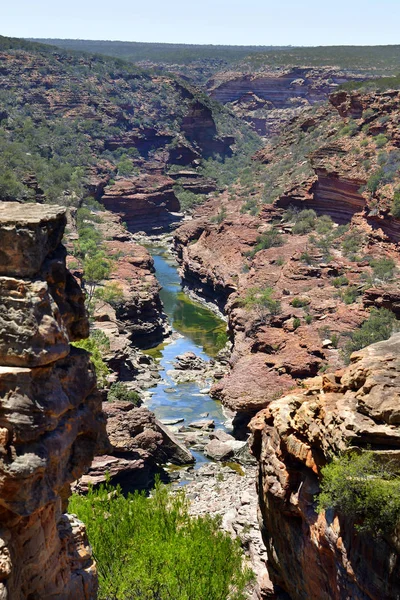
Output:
[
  {"left": 0, "top": 37, "right": 253, "bottom": 234},
  {"left": 250, "top": 334, "right": 400, "bottom": 599},
  {"left": 0, "top": 202, "right": 104, "bottom": 599},
  {"left": 174, "top": 89, "right": 400, "bottom": 430},
  {"left": 207, "top": 67, "right": 364, "bottom": 136}
]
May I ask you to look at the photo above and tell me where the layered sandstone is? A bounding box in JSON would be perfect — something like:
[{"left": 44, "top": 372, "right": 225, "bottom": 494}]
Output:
[
  {"left": 250, "top": 334, "right": 400, "bottom": 599},
  {"left": 0, "top": 202, "right": 103, "bottom": 599},
  {"left": 100, "top": 174, "right": 181, "bottom": 233}
]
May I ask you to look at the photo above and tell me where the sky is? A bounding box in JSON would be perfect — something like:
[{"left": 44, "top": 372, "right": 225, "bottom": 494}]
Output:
[{"left": 2, "top": 0, "right": 400, "bottom": 47}]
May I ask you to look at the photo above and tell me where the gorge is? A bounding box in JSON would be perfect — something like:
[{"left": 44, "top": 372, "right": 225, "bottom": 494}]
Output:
[{"left": 0, "top": 34, "right": 400, "bottom": 600}]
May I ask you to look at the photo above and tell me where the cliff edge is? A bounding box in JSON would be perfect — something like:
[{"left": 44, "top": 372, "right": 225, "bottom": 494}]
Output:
[
  {"left": 0, "top": 202, "right": 103, "bottom": 599},
  {"left": 250, "top": 334, "right": 400, "bottom": 599}
]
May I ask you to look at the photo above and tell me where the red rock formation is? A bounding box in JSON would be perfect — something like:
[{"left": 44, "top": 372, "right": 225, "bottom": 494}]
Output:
[
  {"left": 100, "top": 174, "right": 181, "bottom": 233},
  {"left": 0, "top": 202, "right": 103, "bottom": 599},
  {"left": 250, "top": 334, "right": 400, "bottom": 600}
]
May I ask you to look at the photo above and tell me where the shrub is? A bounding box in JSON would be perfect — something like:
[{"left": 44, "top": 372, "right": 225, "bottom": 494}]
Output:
[
  {"left": 69, "top": 480, "right": 254, "bottom": 600},
  {"left": 305, "top": 314, "right": 313, "bottom": 324},
  {"left": 391, "top": 190, "right": 400, "bottom": 218},
  {"left": 300, "top": 251, "right": 314, "bottom": 265},
  {"left": 317, "top": 451, "right": 400, "bottom": 535},
  {"left": 343, "top": 308, "right": 398, "bottom": 363},
  {"left": 371, "top": 257, "right": 396, "bottom": 282},
  {"left": 375, "top": 134, "right": 388, "bottom": 148},
  {"left": 291, "top": 297, "right": 309, "bottom": 308},
  {"left": 315, "top": 215, "right": 334, "bottom": 235},
  {"left": 293, "top": 317, "right": 301, "bottom": 329},
  {"left": 95, "top": 281, "right": 124, "bottom": 307},
  {"left": 108, "top": 382, "right": 141, "bottom": 405},
  {"left": 291, "top": 209, "right": 317, "bottom": 235},
  {"left": 332, "top": 275, "right": 349, "bottom": 288},
  {"left": 240, "top": 286, "right": 281, "bottom": 316},
  {"left": 341, "top": 231, "right": 363, "bottom": 260},
  {"left": 211, "top": 206, "right": 227, "bottom": 224},
  {"left": 72, "top": 330, "right": 110, "bottom": 387},
  {"left": 249, "top": 230, "right": 284, "bottom": 257},
  {"left": 339, "top": 285, "right": 360, "bottom": 305}
]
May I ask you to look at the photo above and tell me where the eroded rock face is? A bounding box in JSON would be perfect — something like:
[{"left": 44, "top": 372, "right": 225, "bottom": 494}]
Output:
[
  {"left": 0, "top": 202, "right": 103, "bottom": 600},
  {"left": 250, "top": 334, "right": 400, "bottom": 600}
]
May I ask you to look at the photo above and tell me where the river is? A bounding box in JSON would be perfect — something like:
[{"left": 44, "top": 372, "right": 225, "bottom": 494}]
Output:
[{"left": 144, "top": 246, "right": 229, "bottom": 466}]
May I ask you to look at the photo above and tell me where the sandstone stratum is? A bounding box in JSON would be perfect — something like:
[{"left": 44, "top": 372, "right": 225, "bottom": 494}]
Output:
[
  {"left": 250, "top": 334, "right": 400, "bottom": 599},
  {"left": 0, "top": 202, "right": 103, "bottom": 599}
]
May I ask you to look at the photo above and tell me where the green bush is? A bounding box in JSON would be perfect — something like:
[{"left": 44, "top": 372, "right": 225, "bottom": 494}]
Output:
[
  {"left": 315, "top": 215, "right": 334, "bottom": 235},
  {"left": 69, "top": 480, "right": 254, "bottom": 600},
  {"left": 249, "top": 230, "right": 284, "bottom": 257},
  {"left": 72, "top": 330, "right": 110, "bottom": 387},
  {"left": 332, "top": 275, "right": 349, "bottom": 288},
  {"left": 343, "top": 308, "right": 397, "bottom": 363},
  {"left": 240, "top": 286, "right": 281, "bottom": 316},
  {"left": 391, "top": 190, "right": 400, "bottom": 218},
  {"left": 293, "top": 317, "right": 301, "bottom": 329},
  {"left": 371, "top": 257, "right": 396, "bottom": 282},
  {"left": 375, "top": 134, "right": 388, "bottom": 148},
  {"left": 108, "top": 382, "right": 141, "bottom": 405},
  {"left": 291, "top": 297, "right": 310, "bottom": 308},
  {"left": 95, "top": 281, "right": 124, "bottom": 307},
  {"left": 339, "top": 285, "right": 361, "bottom": 305},
  {"left": 341, "top": 231, "right": 363, "bottom": 260},
  {"left": 318, "top": 451, "right": 400, "bottom": 535}
]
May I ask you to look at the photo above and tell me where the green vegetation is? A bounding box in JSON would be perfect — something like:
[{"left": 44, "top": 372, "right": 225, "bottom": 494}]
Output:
[
  {"left": 108, "top": 382, "right": 141, "bottom": 405},
  {"left": 332, "top": 275, "right": 349, "bottom": 288},
  {"left": 391, "top": 190, "right": 400, "bottom": 218},
  {"left": 72, "top": 330, "right": 110, "bottom": 387},
  {"left": 341, "top": 230, "right": 364, "bottom": 261},
  {"left": 239, "top": 286, "right": 281, "bottom": 316},
  {"left": 173, "top": 186, "right": 204, "bottom": 212},
  {"left": 338, "top": 285, "right": 361, "bottom": 305},
  {"left": 371, "top": 257, "right": 396, "bottom": 282},
  {"left": 343, "top": 308, "right": 398, "bottom": 363},
  {"left": 318, "top": 451, "right": 400, "bottom": 535},
  {"left": 34, "top": 39, "right": 400, "bottom": 81},
  {"left": 293, "top": 317, "right": 301, "bottom": 330},
  {"left": 291, "top": 297, "right": 310, "bottom": 308},
  {"left": 95, "top": 281, "right": 124, "bottom": 308},
  {"left": 0, "top": 35, "right": 260, "bottom": 209},
  {"left": 248, "top": 229, "right": 284, "bottom": 257},
  {"left": 69, "top": 480, "right": 253, "bottom": 600}
]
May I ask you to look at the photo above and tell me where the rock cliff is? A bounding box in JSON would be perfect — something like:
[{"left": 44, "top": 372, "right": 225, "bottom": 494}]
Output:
[
  {"left": 250, "top": 334, "right": 400, "bottom": 599},
  {"left": 0, "top": 202, "right": 103, "bottom": 599}
]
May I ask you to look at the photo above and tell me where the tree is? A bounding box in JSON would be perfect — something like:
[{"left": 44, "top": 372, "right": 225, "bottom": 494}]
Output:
[{"left": 83, "top": 251, "right": 112, "bottom": 306}]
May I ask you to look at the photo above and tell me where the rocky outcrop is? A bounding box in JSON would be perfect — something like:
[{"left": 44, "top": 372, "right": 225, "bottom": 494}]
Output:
[
  {"left": 78, "top": 403, "right": 194, "bottom": 492},
  {"left": 100, "top": 174, "right": 181, "bottom": 234},
  {"left": 0, "top": 203, "right": 103, "bottom": 599},
  {"left": 89, "top": 210, "right": 167, "bottom": 349},
  {"left": 250, "top": 334, "right": 400, "bottom": 600},
  {"left": 181, "top": 100, "right": 234, "bottom": 159},
  {"left": 208, "top": 68, "right": 364, "bottom": 136}
]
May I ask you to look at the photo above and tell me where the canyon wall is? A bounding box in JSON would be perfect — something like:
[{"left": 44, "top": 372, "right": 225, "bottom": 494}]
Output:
[
  {"left": 0, "top": 203, "right": 103, "bottom": 599},
  {"left": 250, "top": 334, "right": 400, "bottom": 600}
]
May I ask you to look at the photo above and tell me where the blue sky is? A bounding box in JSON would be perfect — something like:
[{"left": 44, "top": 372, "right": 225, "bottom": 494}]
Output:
[{"left": 3, "top": 0, "right": 400, "bottom": 46}]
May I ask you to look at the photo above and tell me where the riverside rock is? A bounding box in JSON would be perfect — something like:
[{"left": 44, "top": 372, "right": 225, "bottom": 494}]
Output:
[
  {"left": 0, "top": 202, "right": 103, "bottom": 599},
  {"left": 249, "top": 334, "right": 400, "bottom": 600}
]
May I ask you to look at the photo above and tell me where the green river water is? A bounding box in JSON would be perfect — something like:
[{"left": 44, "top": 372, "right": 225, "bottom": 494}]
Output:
[{"left": 144, "top": 247, "right": 229, "bottom": 465}]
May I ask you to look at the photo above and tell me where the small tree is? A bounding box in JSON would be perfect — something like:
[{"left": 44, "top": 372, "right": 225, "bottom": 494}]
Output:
[{"left": 83, "top": 251, "right": 112, "bottom": 306}]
